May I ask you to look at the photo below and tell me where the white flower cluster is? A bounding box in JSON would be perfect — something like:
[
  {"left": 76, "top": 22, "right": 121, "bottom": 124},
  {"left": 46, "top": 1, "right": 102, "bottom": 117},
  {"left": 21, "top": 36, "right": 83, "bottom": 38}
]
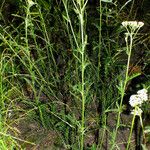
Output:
[
  {"left": 122, "top": 21, "right": 144, "bottom": 32},
  {"left": 129, "top": 94, "right": 143, "bottom": 107},
  {"left": 129, "top": 89, "right": 148, "bottom": 107},
  {"left": 122, "top": 21, "right": 144, "bottom": 28},
  {"left": 137, "top": 89, "right": 148, "bottom": 102},
  {"left": 129, "top": 89, "right": 148, "bottom": 116}
]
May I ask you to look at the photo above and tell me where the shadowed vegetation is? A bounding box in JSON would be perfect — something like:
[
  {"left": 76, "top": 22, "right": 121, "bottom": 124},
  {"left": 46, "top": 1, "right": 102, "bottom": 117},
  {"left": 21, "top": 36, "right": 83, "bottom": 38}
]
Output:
[{"left": 0, "top": 0, "right": 149, "bottom": 149}]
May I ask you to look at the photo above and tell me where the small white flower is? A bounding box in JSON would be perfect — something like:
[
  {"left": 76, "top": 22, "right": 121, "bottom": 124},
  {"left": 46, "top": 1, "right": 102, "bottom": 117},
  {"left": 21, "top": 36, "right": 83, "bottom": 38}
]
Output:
[
  {"left": 129, "top": 89, "right": 148, "bottom": 107},
  {"left": 138, "top": 22, "right": 144, "bottom": 28},
  {"left": 137, "top": 89, "right": 148, "bottom": 94},
  {"left": 137, "top": 88, "right": 147, "bottom": 95},
  {"left": 131, "top": 107, "right": 143, "bottom": 116},
  {"left": 129, "top": 21, "right": 138, "bottom": 28},
  {"left": 122, "top": 21, "right": 144, "bottom": 30},
  {"left": 137, "top": 88, "right": 148, "bottom": 102},
  {"left": 129, "top": 94, "right": 143, "bottom": 107},
  {"left": 122, "top": 21, "right": 128, "bottom": 27}
]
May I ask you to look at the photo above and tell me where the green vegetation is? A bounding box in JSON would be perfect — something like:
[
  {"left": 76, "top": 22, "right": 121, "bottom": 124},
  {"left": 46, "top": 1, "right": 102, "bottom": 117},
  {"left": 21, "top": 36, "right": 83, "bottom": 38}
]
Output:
[{"left": 0, "top": 0, "right": 149, "bottom": 149}]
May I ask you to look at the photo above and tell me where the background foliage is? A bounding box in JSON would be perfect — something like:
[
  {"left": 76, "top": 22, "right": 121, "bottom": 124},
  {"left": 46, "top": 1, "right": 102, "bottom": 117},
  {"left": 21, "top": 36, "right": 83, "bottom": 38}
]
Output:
[{"left": 0, "top": 0, "right": 149, "bottom": 149}]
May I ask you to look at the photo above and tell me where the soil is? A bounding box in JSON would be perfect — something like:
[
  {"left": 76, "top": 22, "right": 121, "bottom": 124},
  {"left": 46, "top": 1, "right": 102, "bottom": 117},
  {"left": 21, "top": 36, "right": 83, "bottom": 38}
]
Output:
[{"left": 10, "top": 111, "right": 150, "bottom": 150}]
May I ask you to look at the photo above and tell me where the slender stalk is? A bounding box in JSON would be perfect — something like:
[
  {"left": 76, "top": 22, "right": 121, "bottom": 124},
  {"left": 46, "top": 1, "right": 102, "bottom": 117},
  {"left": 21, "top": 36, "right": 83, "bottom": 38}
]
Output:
[
  {"left": 63, "top": 0, "right": 79, "bottom": 49},
  {"left": 80, "top": 7, "right": 86, "bottom": 150},
  {"left": 38, "top": 6, "right": 57, "bottom": 70},
  {"left": 139, "top": 115, "right": 146, "bottom": 144},
  {"left": 0, "top": 55, "right": 4, "bottom": 109},
  {"left": 98, "top": 0, "right": 102, "bottom": 75},
  {"left": 126, "top": 107, "right": 136, "bottom": 150},
  {"left": 74, "top": 1, "right": 88, "bottom": 149},
  {"left": 96, "top": 1, "right": 103, "bottom": 147},
  {"left": 111, "top": 33, "right": 133, "bottom": 150},
  {"left": 62, "top": 1, "right": 87, "bottom": 149},
  {"left": 25, "top": 3, "right": 30, "bottom": 53},
  {"left": 128, "top": 0, "right": 135, "bottom": 20}
]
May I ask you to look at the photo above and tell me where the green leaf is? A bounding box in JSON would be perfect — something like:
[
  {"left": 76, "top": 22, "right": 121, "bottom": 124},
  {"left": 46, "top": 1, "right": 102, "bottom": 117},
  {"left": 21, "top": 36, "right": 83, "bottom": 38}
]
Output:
[
  {"left": 116, "top": 81, "right": 124, "bottom": 93},
  {"left": 141, "top": 144, "right": 148, "bottom": 150},
  {"left": 62, "top": 15, "right": 70, "bottom": 22},
  {"left": 101, "top": 0, "right": 112, "bottom": 3},
  {"left": 36, "top": 0, "right": 50, "bottom": 10},
  {"left": 127, "top": 72, "right": 141, "bottom": 82},
  {"left": 144, "top": 126, "right": 150, "bottom": 133},
  {"left": 83, "top": 62, "right": 90, "bottom": 70}
]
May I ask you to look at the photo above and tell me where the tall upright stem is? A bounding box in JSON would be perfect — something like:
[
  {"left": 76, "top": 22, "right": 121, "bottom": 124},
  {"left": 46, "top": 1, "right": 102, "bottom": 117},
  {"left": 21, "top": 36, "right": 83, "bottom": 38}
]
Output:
[
  {"left": 79, "top": 1, "right": 87, "bottom": 149},
  {"left": 98, "top": 0, "right": 102, "bottom": 78},
  {"left": 80, "top": 9, "right": 86, "bottom": 150},
  {"left": 111, "top": 34, "right": 133, "bottom": 150}
]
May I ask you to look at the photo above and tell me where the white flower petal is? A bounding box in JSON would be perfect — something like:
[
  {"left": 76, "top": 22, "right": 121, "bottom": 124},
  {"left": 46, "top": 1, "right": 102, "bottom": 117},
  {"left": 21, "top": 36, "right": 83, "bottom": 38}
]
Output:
[
  {"left": 122, "top": 21, "right": 128, "bottom": 27},
  {"left": 121, "top": 21, "right": 144, "bottom": 29},
  {"left": 129, "top": 94, "right": 143, "bottom": 107},
  {"left": 137, "top": 89, "right": 147, "bottom": 95},
  {"left": 137, "top": 89, "right": 148, "bottom": 102},
  {"left": 138, "top": 22, "right": 144, "bottom": 28}
]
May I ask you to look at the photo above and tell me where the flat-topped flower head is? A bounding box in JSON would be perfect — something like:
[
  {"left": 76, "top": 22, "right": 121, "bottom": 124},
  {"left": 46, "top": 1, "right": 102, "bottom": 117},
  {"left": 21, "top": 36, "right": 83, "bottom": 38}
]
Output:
[
  {"left": 129, "top": 94, "right": 143, "bottom": 107},
  {"left": 129, "top": 88, "right": 148, "bottom": 107},
  {"left": 137, "top": 89, "right": 148, "bottom": 95},
  {"left": 122, "top": 21, "right": 144, "bottom": 28},
  {"left": 122, "top": 21, "right": 144, "bottom": 32},
  {"left": 137, "top": 88, "right": 148, "bottom": 102},
  {"left": 137, "top": 88, "right": 147, "bottom": 95},
  {"left": 131, "top": 107, "right": 143, "bottom": 116}
]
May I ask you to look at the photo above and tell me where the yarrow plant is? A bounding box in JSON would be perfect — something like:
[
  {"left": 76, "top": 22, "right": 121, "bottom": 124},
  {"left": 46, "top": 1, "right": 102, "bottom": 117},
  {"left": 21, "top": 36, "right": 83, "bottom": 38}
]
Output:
[
  {"left": 111, "top": 21, "right": 145, "bottom": 150},
  {"left": 122, "top": 21, "right": 144, "bottom": 33},
  {"left": 110, "top": 20, "right": 149, "bottom": 150},
  {"left": 127, "top": 88, "right": 148, "bottom": 149},
  {"left": 129, "top": 88, "right": 148, "bottom": 109},
  {"left": 129, "top": 89, "right": 148, "bottom": 108}
]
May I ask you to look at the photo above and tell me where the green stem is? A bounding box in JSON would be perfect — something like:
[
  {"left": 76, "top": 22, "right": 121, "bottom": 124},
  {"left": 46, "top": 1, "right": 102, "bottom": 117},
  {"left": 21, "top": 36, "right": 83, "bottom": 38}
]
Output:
[
  {"left": 79, "top": 1, "right": 88, "bottom": 149},
  {"left": 126, "top": 107, "right": 136, "bottom": 150},
  {"left": 0, "top": 56, "right": 4, "bottom": 109},
  {"left": 111, "top": 33, "right": 133, "bottom": 150},
  {"left": 139, "top": 115, "right": 146, "bottom": 144},
  {"left": 128, "top": 0, "right": 135, "bottom": 20},
  {"left": 98, "top": 0, "right": 102, "bottom": 78},
  {"left": 25, "top": 5, "right": 30, "bottom": 52},
  {"left": 63, "top": 0, "right": 79, "bottom": 49},
  {"left": 80, "top": 11, "right": 85, "bottom": 150}
]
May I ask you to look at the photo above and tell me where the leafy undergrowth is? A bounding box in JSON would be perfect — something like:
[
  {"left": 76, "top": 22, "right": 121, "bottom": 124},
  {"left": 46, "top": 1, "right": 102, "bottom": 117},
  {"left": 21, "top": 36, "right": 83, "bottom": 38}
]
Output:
[
  {"left": 0, "top": 0, "right": 150, "bottom": 149},
  {"left": 9, "top": 113, "right": 150, "bottom": 150}
]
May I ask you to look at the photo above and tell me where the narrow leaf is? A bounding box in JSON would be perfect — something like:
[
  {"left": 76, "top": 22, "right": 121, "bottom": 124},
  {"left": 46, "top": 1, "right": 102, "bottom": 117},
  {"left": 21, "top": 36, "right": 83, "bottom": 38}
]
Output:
[{"left": 101, "top": 0, "right": 112, "bottom": 3}]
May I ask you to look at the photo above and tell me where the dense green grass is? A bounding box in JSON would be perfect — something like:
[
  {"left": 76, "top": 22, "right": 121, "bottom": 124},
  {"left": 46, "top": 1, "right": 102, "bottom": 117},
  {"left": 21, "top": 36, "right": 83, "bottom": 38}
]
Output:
[{"left": 0, "top": 0, "right": 149, "bottom": 149}]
